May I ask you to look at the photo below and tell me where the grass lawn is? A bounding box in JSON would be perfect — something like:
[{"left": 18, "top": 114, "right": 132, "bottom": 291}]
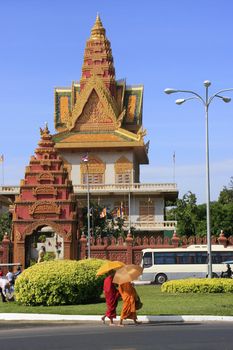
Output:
[{"left": 1, "top": 285, "right": 233, "bottom": 316}]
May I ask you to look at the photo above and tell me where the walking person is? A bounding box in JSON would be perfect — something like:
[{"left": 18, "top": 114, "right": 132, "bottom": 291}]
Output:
[
  {"left": 14, "top": 266, "right": 22, "bottom": 279},
  {"left": 118, "top": 282, "right": 141, "bottom": 326},
  {"left": 101, "top": 270, "right": 120, "bottom": 326},
  {"left": 112, "top": 264, "right": 143, "bottom": 326},
  {"left": 6, "top": 268, "right": 15, "bottom": 293}
]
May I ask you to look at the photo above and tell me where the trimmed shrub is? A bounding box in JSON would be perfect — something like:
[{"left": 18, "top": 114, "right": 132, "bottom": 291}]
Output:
[
  {"left": 161, "top": 278, "right": 233, "bottom": 293},
  {"left": 14, "top": 259, "right": 105, "bottom": 306}
]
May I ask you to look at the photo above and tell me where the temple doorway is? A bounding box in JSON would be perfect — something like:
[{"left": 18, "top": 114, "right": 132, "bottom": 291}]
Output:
[{"left": 25, "top": 226, "right": 64, "bottom": 267}]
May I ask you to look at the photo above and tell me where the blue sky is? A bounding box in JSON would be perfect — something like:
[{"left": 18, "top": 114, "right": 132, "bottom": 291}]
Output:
[{"left": 0, "top": 0, "right": 233, "bottom": 203}]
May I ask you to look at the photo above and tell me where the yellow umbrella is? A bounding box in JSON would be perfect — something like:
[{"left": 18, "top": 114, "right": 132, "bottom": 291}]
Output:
[
  {"left": 112, "top": 264, "right": 143, "bottom": 285},
  {"left": 96, "top": 260, "right": 125, "bottom": 276}
]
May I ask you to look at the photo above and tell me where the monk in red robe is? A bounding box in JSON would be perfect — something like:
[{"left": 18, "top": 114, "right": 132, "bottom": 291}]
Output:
[
  {"left": 101, "top": 271, "right": 120, "bottom": 325},
  {"left": 118, "top": 282, "right": 141, "bottom": 326}
]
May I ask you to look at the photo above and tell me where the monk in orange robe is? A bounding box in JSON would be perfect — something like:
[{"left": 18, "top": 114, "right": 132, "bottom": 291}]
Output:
[
  {"left": 101, "top": 271, "right": 120, "bottom": 325},
  {"left": 118, "top": 282, "right": 141, "bottom": 326}
]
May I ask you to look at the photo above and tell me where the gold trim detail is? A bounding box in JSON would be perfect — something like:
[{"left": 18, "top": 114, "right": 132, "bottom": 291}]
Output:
[
  {"left": 115, "top": 156, "right": 133, "bottom": 173},
  {"left": 80, "top": 154, "right": 105, "bottom": 174},
  {"left": 66, "top": 75, "right": 119, "bottom": 131}
]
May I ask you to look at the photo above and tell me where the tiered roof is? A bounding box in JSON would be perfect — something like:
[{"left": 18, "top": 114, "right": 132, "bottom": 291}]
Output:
[{"left": 53, "top": 15, "right": 148, "bottom": 164}]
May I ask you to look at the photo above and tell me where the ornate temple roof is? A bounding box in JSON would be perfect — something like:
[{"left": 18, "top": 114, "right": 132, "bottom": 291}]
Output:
[{"left": 53, "top": 15, "right": 148, "bottom": 164}]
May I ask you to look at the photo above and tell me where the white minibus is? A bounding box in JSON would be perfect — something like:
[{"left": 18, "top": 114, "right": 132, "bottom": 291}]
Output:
[{"left": 140, "top": 245, "right": 233, "bottom": 284}]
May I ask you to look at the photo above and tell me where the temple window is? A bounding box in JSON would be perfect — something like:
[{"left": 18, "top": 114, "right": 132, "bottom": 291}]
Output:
[
  {"left": 80, "top": 155, "right": 105, "bottom": 185},
  {"left": 139, "top": 199, "right": 155, "bottom": 221},
  {"left": 82, "top": 173, "right": 103, "bottom": 184},
  {"left": 116, "top": 172, "right": 131, "bottom": 184},
  {"left": 115, "top": 156, "right": 132, "bottom": 184}
]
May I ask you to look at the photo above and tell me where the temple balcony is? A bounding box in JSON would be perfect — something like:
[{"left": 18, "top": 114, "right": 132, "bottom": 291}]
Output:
[
  {"left": 0, "top": 186, "right": 20, "bottom": 195},
  {"left": 123, "top": 220, "right": 177, "bottom": 232},
  {"left": 0, "top": 183, "right": 177, "bottom": 194},
  {"left": 0, "top": 182, "right": 178, "bottom": 202},
  {"left": 74, "top": 182, "right": 177, "bottom": 194}
]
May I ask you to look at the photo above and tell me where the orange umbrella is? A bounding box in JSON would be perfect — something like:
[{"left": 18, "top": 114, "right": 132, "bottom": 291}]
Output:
[
  {"left": 96, "top": 260, "right": 125, "bottom": 276},
  {"left": 112, "top": 264, "right": 143, "bottom": 285}
]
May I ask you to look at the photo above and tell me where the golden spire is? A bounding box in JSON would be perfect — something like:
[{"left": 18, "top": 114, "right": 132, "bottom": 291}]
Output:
[
  {"left": 80, "top": 14, "right": 116, "bottom": 95},
  {"left": 90, "top": 13, "right": 106, "bottom": 39}
]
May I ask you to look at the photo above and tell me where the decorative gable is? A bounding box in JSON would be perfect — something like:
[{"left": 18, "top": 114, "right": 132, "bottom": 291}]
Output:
[
  {"left": 66, "top": 75, "right": 119, "bottom": 132},
  {"left": 73, "top": 90, "right": 115, "bottom": 132}
]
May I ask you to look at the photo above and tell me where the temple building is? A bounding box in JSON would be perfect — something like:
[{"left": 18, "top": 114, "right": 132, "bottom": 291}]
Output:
[
  {"left": 52, "top": 15, "right": 178, "bottom": 238},
  {"left": 11, "top": 125, "right": 78, "bottom": 268}
]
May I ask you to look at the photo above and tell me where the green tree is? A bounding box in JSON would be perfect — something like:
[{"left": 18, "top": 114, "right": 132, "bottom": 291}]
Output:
[
  {"left": 167, "top": 177, "right": 233, "bottom": 238},
  {"left": 0, "top": 212, "right": 12, "bottom": 241},
  {"left": 195, "top": 203, "right": 207, "bottom": 236},
  {"left": 81, "top": 201, "right": 126, "bottom": 238},
  {"left": 210, "top": 201, "right": 233, "bottom": 236},
  {"left": 166, "top": 192, "right": 198, "bottom": 236},
  {"left": 218, "top": 177, "right": 233, "bottom": 204}
]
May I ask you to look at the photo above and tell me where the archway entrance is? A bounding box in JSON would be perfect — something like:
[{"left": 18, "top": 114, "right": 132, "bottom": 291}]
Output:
[{"left": 24, "top": 225, "right": 64, "bottom": 268}]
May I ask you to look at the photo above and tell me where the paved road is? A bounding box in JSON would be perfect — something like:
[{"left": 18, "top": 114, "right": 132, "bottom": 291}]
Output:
[{"left": 0, "top": 321, "right": 233, "bottom": 350}]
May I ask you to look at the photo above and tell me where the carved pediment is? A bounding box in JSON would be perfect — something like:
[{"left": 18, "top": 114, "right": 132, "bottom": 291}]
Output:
[
  {"left": 37, "top": 172, "right": 54, "bottom": 183},
  {"left": 29, "top": 201, "right": 60, "bottom": 217},
  {"left": 66, "top": 75, "right": 121, "bottom": 131},
  {"left": 32, "top": 186, "right": 57, "bottom": 197},
  {"left": 73, "top": 90, "right": 115, "bottom": 131}
]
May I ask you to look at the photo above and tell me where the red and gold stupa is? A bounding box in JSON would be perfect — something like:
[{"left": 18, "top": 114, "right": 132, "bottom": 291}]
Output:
[{"left": 12, "top": 124, "right": 78, "bottom": 268}]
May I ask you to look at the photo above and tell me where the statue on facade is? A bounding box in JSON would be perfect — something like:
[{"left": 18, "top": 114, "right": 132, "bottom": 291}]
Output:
[{"left": 37, "top": 246, "right": 46, "bottom": 263}]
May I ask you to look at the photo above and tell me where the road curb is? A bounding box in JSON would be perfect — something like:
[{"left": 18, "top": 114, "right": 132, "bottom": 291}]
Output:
[{"left": 1, "top": 314, "right": 233, "bottom": 323}]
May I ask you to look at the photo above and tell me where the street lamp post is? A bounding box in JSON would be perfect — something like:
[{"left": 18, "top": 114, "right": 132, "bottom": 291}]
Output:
[
  {"left": 127, "top": 168, "right": 135, "bottom": 233},
  {"left": 82, "top": 154, "right": 91, "bottom": 258},
  {"left": 87, "top": 169, "right": 91, "bottom": 258},
  {"left": 165, "top": 81, "right": 233, "bottom": 278}
]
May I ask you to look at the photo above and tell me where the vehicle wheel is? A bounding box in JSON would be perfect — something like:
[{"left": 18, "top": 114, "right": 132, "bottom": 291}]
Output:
[
  {"left": 206, "top": 273, "right": 219, "bottom": 278},
  {"left": 155, "top": 273, "right": 167, "bottom": 285}
]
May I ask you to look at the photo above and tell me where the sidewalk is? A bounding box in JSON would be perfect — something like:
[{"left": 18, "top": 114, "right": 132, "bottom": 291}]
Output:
[{"left": 1, "top": 313, "right": 233, "bottom": 323}]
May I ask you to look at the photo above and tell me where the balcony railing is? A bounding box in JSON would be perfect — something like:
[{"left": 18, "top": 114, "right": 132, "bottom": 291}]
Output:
[
  {"left": 124, "top": 220, "right": 177, "bottom": 231},
  {"left": 0, "top": 183, "right": 178, "bottom": 196},
  {"left": 73, "top": 183, "right": 178, "bottom": 194},
  {"left": 0, "top": 186, "right": 20, "bottom": 195}
]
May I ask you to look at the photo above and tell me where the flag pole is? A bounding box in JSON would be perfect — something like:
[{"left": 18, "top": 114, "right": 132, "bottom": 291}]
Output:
[
  {"left": 128, "top": 170, "right": 131, "bottom": 233},
  {"left": 173, "top": 151, "right": 176, "bottom": 183},
  {"left": 0, "top": 154, "right": 4, "bottom": 186}
]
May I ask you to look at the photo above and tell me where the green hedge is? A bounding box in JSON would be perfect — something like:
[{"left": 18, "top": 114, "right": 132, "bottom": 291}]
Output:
[
  {"left": 14, "top": 259, "right": 105, "bottom": 306},
  {"left": 161, "top": 278, "right": 233, "bottom": 293}
]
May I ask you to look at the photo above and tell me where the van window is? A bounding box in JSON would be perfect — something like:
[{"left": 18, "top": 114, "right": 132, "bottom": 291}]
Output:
[{"left": 143, "top": 252, "right": 153, "bottom": 268}]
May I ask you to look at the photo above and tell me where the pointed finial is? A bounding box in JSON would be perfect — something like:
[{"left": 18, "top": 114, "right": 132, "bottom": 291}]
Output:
[
  {"left": 91, "top": 13, "right": 105, "bottom": 39},
  {"left": 95, "top": 12, "right": 101, "bottom": 23},
  {"left": 40, "top": 122, "right": 50, "bottom": 137},
  {"left": 44, "top": 122, "right": 49, "bottom": 133}
]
